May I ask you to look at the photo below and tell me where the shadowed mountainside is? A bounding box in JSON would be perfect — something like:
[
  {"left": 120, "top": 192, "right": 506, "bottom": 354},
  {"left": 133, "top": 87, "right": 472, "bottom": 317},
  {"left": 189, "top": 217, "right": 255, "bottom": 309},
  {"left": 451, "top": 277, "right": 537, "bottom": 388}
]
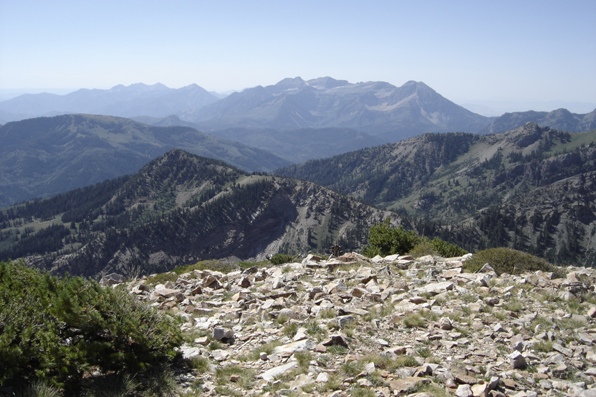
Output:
[
  {"left": 0, "top": 150, "right": 400, "bottom": 278},
  {"left": 0, "top": 114, "right": 290, "bottom": 207}
]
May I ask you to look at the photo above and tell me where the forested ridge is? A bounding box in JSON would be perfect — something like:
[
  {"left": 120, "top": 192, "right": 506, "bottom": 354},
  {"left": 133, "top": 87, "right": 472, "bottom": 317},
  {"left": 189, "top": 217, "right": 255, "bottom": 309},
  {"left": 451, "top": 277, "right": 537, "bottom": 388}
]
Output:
[
  {"left": 0, "top": 149, "right": 398, "bottom": 278},
  {"left": 278, "top": 124, "right": 596, "bottom": 266}
]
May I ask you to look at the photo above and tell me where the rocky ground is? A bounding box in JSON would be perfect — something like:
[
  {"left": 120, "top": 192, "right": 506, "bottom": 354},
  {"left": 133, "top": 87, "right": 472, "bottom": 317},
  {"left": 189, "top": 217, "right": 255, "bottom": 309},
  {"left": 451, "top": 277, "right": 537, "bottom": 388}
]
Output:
[{"left": 114, "top": 252, "right": 596, "bottom": 396}]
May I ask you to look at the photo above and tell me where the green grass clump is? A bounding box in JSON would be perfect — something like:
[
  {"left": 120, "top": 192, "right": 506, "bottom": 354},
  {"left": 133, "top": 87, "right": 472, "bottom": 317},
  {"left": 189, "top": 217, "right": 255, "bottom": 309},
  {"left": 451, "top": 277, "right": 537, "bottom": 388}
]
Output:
[
  {"left": 282, "top": 321, "right": 299, "bottom": 337},
  {"left": 215, "top": 365, "right": 255, "bottom": 389},
  {"left": 341, "top": 360, "right": 365, "bottom": 377},
  {"left": 532, "top": 340, "right": 553, "bottom": 353},
  {"left": 240, "top": 340, "right": 281, "bottom": 361},
  {"left": 189, "top": 356, "right": 211, "bottom": 373},
  {"left": 145, "top": 271, "right": 179, "bottom": 286},
  {"left": 362, "top": 353, "right": 418, "bottom": 370},
  {"left": 294, "top": 351, "right": 313, "bottom": 372},
  {"left": 327, "top": 345, "right": 348, "bottom": 355},
  {"left": 502, "top": 299, "right": 524, "bottom": 313},
  {"left": 463, "top": 247, "right": 565, "bottom": 277},
  {"left": 402, "top": 313, "right": 426, "bottom": 328}
]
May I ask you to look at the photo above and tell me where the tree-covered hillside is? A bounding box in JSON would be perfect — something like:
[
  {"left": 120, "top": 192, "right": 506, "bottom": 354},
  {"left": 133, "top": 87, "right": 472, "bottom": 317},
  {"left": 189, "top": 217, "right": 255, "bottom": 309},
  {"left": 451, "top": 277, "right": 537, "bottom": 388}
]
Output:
[
  {"left": 0, "top": 150, "right": 399, "bottom": 278},
  {"left": 278, "top": 124, "right": 596, "bottom": 266}
]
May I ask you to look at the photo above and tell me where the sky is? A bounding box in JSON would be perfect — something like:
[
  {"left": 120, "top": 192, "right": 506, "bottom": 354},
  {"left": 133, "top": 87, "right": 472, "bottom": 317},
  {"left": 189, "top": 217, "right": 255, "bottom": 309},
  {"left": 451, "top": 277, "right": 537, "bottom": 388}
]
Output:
[{"left": 1, "top": 0, "right": 595, "bottom": 115}]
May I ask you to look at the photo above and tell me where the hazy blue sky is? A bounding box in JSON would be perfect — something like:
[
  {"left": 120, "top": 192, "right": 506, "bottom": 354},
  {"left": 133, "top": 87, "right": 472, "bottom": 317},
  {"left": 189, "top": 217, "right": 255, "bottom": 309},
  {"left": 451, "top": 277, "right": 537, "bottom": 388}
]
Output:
[{"left": 1, "top": 0, "right": 595, "bottom": 114}]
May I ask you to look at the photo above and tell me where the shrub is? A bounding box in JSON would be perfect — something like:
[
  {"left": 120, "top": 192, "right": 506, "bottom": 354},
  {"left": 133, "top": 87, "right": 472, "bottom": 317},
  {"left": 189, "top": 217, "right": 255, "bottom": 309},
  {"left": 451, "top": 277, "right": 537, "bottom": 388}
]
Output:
[
  {"left": 269, "top": 253, "right": 296, "bottom": 265},
  {"left": 463, "top": 247, "right": 565, "bottom": 277},
  {"left": 427, "top": 237, "right": 468, "bottom": 257},
  {"left": 363, "top": 219, "right": 466, "bottom": 258},
  {"left": 362, "top": 219, "right": 420, "bottom": 257},
  {"left": 408, "top": 236, "right": 468, "bottom": 258},
  {"left": 408, "top": 239, "right": 439, "bottom": 258},
  {"left": 0, "top": 261, "right": 183, "bottom": 393}
]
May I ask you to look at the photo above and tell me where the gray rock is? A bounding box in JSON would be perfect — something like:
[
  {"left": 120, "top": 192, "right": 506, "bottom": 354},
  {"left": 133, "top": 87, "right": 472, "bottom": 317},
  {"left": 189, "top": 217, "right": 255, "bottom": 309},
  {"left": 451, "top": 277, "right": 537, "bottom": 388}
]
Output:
[
  {"left": 260, "top": 361, "right": 297, "bottom": 382},
  {"left": 455, "top": 384, "right": 472, "bottom": 397},
  {"left": 439, "top": 317, "right": 453, "bottom": 330},
  {"left": 552, "top": 342, "right": 573, "bottom": 357},
  {"left": 212, "top": 327, "right": 234, "bottom": 341},
  {"left": 100, "top": 273, "right": 125, "bottom": 286},
  {"left": 509, "top": 351, "right": 527, "bottom": 369},
  {"left": 415, "top": 281, "right": 454, "bottom": 295}
]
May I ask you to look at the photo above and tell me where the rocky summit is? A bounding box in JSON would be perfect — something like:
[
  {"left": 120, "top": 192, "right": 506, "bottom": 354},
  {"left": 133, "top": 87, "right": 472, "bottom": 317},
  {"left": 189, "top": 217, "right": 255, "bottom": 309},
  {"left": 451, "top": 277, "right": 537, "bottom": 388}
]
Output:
[{"left": 111, "top": 252, "right": 596, "bottom": 396}]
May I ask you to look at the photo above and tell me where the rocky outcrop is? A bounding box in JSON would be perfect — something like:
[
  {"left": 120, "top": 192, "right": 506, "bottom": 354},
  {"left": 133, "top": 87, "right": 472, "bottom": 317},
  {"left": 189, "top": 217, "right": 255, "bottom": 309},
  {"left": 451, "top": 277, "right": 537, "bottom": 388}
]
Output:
[{"left": 116, "top": 253, "right": 596, "bottom": 396}]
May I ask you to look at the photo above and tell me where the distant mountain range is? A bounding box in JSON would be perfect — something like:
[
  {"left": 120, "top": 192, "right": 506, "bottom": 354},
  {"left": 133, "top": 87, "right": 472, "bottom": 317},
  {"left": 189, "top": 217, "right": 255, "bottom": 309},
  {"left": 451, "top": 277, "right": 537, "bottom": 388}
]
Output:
[
  {"left": 0, "top": 114, "right": 290, "bottom": 207},
  {"left": 482, "top": 108, "right": 596, "bottom": 134},
  {"left": 187, "top": 77, "right": 491, "bottom": 142},
  {"left": 0, "top": 150, "right": 398, "bottom": 278},
  {"left": 277, "top": 123, "right": 596, "bottom": 266},
  {"left": 0, "top": 83, "right": 219, "bottom": 122},
  {"left": 2, "top": 78, "right": 594, "bottom": 145}
]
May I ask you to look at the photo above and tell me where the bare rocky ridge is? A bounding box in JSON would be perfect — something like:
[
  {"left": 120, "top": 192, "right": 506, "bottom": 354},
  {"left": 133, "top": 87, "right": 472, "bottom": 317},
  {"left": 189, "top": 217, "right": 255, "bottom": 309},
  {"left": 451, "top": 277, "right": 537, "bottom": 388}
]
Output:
[{"left": 111, "top": 253, "right": 596, "bottom": 396}]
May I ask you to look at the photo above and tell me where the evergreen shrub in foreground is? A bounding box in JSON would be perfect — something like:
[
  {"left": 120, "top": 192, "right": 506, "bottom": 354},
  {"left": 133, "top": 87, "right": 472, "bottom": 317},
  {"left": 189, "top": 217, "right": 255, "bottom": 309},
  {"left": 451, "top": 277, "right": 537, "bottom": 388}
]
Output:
[{"left": 0, "top": 261, "right": 183, "bottom": 393}]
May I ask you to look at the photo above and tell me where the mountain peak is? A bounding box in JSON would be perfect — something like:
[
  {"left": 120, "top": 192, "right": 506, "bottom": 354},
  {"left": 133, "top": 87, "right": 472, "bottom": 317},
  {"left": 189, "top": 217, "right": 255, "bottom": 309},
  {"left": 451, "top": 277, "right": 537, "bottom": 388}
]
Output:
[
  {"left": 274, "top": 77, "right": 306, "bottom": 88},
  {"left": 401, "top": 80, "right": 435, "bottom": 93}
]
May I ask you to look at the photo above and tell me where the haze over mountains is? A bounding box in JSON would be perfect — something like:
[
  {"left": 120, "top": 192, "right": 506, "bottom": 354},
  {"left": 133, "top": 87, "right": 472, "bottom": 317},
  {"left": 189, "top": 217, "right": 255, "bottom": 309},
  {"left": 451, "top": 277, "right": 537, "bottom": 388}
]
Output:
[
  {"left": 185, "top": 77, "right": 490, "bottom": 142},
  {"left": 0, "top": 114, "right": 290, "bottom": 207},
  {"left": 0, "top": 83, "right": 219, "bottom": 123},
  {"left": 3, "top": 77, "right": 593, "bottom": 160},
  {"left": 2, "top": 77, "right": 593, "bottom": 141}
]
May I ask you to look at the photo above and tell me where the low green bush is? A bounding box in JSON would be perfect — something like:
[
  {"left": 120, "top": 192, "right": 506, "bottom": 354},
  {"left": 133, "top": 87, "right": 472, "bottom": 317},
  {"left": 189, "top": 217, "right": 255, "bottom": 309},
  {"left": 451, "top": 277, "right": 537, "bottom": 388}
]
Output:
[
  {"left": 172, "top": 259, "right": 239, "bottom": 275},
  {"left": 363, "top": 219, "right": 467, "bottom": 258},
  {"left": 362, "top": 219, "right": 420, "bottom": 257},
  {"left": 270, "top": 253, "right": 296, "bottom": 265},
  {"left": 463, "top": 247, "right": 565, "bottom": 277},
  {"left": 427, "top": 237, "right": 468, "bottom": 257},
  {"left": 0, "top": 261, "right": 183, "bottom": 394}
]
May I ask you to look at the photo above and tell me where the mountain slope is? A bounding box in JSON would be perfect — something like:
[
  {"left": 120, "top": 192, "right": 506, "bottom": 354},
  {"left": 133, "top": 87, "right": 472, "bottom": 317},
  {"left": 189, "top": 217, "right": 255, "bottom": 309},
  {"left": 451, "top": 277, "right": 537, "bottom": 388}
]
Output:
[
  {"left": 0, "top": 150, "right": 400, "bottom": 278},
  {"left": 482, "top": 108, "right": 596, "bottom": 134},
  {"left": 0, "top": 114, "right": 290, "bottom": 207},
  {"left": 188, "top": 77, "right": 491, "bottom": 142},
  {"left": 0, "top": 83, "right": 219, "bottom": 122},
  {"left": 205, "top": 127, "right": 385, "bottom": 163},
  {"left": 277, "top": 124, "right": 596, "bottom": 266}
]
